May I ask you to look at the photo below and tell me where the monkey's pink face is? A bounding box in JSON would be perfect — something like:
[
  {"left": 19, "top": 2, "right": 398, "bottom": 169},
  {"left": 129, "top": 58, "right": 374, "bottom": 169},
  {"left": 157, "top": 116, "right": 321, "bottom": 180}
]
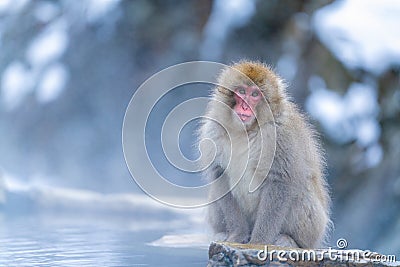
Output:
[{"left": 233, "top": 86, "right": 262, "bottom": 122}]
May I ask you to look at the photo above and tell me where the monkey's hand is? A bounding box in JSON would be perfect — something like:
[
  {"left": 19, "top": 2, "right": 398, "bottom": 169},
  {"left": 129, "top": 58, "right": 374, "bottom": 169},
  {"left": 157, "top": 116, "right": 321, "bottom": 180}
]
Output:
[{"left": 226, "top": 231, "right": 251, "bottom": 244}]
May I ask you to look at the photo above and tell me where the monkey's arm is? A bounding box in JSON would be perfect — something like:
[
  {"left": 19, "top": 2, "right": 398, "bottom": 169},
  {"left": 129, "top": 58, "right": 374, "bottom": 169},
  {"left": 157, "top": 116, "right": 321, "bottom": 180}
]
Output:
[
  {"left": 208, "top": 166, "right": 251, "bottom": 243},
  {"left": 217, "top": 190, "right": 251, "bottom": 243},
  {"left": 249, "top": 178, "right": 293, "bottom": 244}
]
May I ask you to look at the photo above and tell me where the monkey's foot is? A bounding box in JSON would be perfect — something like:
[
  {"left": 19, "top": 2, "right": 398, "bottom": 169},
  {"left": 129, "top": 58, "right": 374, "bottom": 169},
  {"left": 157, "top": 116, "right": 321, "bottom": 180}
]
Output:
[
  {"left": 213, "top": 232, "right": 228, "bottom": 242},
  {"left": 274, "top": 234, "right": 299, "bottom": 248},
  {"left": 226, "top": 232, "right": 250, "bottom": 244}
]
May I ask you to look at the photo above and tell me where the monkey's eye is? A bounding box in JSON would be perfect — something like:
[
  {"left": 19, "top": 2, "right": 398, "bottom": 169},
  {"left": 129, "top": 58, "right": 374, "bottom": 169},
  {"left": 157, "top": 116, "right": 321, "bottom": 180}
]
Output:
[
  {"left": 251, "top": 91, "right": 259, "bottom": 97},
  {"left": 237, "top": 88, "right": 246, "bottom": 95}
]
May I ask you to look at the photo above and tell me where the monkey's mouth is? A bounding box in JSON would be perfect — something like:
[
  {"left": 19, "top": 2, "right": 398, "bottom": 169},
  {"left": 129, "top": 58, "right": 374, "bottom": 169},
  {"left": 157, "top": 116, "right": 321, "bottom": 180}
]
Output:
[{"left": 237, "top": 113, "right": 252, "bottom": 121}]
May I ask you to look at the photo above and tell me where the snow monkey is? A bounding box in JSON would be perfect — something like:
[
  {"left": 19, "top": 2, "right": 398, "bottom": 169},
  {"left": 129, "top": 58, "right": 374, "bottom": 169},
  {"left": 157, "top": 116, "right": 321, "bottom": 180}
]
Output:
[{"left": 198, "top": 61, "right": 331, "bottom": 248}]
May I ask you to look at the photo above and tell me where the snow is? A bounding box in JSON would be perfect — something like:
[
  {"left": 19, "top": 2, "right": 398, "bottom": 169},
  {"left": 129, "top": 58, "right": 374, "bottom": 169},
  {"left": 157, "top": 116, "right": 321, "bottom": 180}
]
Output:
[
  {"left": 2, "top": 171, "right": 202, "bottom": 214},
  {"left": 200, "top": 0, "right": 256, "bottom": 60},
  {"left": 86, "top": 0, "right": 121, "bottom": 23},
  {"left": 313, "top": 0, "right": 400, "bottom": 75},
  {"left": 346, "top": 83, "right": 379, "bottom": 118},
  {"left": 356, "top": 118, "right": 381, "bottom": 147},
  {"left": 0, "top": 2, "right": 71, "bottom": 107},
  {"left": 149, "top": 234, "right": 209, "bottom": 249},
  {"left": 0, "top": 0, "right": 29, "bottom": 15},
  {"left": 364, "top": 143, "right": 383, "bottom": 168},
  {"left": 34, "top": 1, "right": 60, "bottom": 23},
  {"left": 36, "top": 63, "right": 68, "bottom": 103},
  {"left": 1, "top": 61, "right": 34, "bottom": 110},
  {"left": 306, "top": 85, "right": 345, "bottom": 138},
  {"left": 2, "top": 19, "right": 70, "bottom": 109},
  {"left": 306, "top": 79, "right": 380, "bottom": 147},
  {"left": 26, "top": 19, "right": 69, "bottom": 68},
  {"left": 15, "top": 18, "right": 71, "bottom": 105}
]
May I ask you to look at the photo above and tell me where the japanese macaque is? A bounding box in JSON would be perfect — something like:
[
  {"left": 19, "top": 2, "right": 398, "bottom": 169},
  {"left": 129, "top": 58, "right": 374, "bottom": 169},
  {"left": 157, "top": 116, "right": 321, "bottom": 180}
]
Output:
[{"left": 198, "top": 61, "right": 331, "bottom": 248}]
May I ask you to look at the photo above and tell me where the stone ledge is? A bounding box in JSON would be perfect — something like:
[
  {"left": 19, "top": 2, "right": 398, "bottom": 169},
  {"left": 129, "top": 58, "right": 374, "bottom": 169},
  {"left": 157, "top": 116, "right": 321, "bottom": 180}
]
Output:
[{"left": 208, "top": 242, "right": 400, "bottom": 267}]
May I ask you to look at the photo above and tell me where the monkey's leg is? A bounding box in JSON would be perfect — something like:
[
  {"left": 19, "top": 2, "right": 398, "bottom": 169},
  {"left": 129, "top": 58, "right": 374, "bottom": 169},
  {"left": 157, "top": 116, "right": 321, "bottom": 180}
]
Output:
[
  {"left": 287, "top": 200, "right": 329, "bottom": 248},
  {"left": 220, "top": 192, "right": 251, "bottom": 243},
  {"left": 249, "top": 180, "right": 291, "bottom": 244},
  {"left": 207, "top": 166, "right": 251, "bottom": 243},
  {"left": 207, "top": 201, "right": 226, "bottom": 234},
  {"left": 208, "top": 189, "right": 251, "bottom": 243}
]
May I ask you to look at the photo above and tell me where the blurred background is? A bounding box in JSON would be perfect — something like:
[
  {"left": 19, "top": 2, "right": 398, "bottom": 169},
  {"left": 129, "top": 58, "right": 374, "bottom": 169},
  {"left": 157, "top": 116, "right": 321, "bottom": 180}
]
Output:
[{"left": 0, "top": 0, "right": 399, "bottom": 265}]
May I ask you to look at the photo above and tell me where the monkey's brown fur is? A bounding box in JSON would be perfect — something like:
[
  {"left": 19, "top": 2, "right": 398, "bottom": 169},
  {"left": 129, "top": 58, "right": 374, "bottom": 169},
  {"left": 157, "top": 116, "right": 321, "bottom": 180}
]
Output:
[{"left": 199, "top": 61, "right": 331, "bottom": 248}]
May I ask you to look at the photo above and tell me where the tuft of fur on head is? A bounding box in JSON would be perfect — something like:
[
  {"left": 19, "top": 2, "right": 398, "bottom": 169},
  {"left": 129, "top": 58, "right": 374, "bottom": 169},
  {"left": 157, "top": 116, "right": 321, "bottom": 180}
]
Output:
[{"left": 214, "top": 60, "right": 288, "bottom": 117}]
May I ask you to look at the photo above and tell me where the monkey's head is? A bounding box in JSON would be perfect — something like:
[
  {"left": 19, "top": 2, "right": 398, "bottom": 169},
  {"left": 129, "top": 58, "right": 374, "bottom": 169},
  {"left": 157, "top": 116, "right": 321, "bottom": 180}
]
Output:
[{"left": 214, "top": 61, "right": 286, "bottom": 129}]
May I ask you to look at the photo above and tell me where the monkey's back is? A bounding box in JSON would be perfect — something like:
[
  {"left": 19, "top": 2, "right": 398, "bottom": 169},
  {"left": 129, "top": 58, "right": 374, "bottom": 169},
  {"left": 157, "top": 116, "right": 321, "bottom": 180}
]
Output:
[{"left": 277, "top": 103, "right": 329, "bottom": 209}]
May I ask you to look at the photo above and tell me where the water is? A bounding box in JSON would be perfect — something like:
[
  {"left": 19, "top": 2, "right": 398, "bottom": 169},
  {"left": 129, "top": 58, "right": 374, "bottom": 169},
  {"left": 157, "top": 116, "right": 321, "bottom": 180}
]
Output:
[
  {"left": 0, "top": 215, "right": 208, "bottom": 266},
  {"left": 0, "top": 178, "right": 209, "bottom": 267}
]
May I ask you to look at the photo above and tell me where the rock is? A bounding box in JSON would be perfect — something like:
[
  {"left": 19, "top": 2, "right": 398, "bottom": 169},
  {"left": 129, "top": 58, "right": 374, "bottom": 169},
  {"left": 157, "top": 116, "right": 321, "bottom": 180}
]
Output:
[{"left": 208, "top": 242, "right": 399, "bottom": 267}]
